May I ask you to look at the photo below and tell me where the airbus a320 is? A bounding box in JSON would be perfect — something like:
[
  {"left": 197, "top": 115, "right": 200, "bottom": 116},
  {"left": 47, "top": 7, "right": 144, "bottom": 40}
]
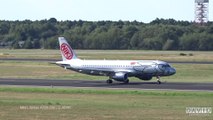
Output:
[{"left": 56, "top": 37, "right": 176, "bottom": 84}]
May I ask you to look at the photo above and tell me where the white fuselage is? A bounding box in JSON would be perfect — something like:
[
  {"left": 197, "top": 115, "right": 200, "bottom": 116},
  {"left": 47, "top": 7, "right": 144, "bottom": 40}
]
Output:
[
  {"left": 56, "top": 37, "right": 176, "bottom": 83},
  {"left": 56, "top": 59, "right": 176, "bottom": 79}
]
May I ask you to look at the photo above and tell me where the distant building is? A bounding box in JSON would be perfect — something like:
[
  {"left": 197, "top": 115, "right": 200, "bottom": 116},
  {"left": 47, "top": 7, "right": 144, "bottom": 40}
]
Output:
[{"left": 18, "top": 41, "right": 25, "bottom": 48}]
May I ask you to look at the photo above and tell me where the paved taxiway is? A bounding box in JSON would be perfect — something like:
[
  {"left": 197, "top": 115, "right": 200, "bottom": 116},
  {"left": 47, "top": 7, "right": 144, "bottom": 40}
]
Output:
[{"left": 0, "top": 78, "right": 213, "bottom": 91}]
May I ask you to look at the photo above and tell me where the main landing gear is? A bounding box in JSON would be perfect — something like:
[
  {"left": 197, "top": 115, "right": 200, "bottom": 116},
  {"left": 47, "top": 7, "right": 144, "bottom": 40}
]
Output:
[
  {"left": 106, "top": 79, "right": 129, "bottom": 84},
  {"left": 157, "top": 76, "right": 161, "bottom": 84},
  {"left": 106, "top": 79, "right": 113, "bottom": 84},
  {"left": 124, "top": 79, "right": 129, "bottom": 84}
]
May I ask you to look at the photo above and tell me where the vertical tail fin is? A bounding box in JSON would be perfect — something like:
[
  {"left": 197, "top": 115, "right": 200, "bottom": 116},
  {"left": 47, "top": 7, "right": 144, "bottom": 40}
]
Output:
[{"left": 58, "top": 37, "right": 78, "bottom": 61}]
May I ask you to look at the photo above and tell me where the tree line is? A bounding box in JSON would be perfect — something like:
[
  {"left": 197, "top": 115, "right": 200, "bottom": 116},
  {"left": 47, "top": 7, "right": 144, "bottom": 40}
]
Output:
[{"left": 0, "top": 18, "right": 213, "bottom": 50}]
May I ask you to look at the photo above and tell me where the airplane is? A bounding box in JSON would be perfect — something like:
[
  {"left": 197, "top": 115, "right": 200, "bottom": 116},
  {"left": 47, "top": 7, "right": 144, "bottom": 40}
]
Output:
[{"left": 55, "top": 37, "right": 176, "bottom": 84}]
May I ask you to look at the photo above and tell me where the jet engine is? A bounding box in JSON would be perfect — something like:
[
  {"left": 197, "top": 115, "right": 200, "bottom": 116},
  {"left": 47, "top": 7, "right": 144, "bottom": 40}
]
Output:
[
  {"left": 136, "top": 75, "right": 152, "bottom": 81},
  {"left": 111, "top": 72, "right": 128, "bottom": 82}
]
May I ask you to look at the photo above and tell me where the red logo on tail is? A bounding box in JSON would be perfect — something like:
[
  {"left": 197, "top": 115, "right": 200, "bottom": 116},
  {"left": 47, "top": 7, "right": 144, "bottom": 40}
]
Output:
[{"left": 61, "top": 43, "right": 73, "bottom": 60}]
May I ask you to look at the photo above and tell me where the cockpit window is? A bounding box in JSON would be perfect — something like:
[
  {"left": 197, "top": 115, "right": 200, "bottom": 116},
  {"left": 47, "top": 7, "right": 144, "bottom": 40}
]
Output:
[
  {"left": 164, "top": 64, "right": 171, "bottom": 67},
  {"left": 158, "top": 64, "right": 170, "bottom": 70}
]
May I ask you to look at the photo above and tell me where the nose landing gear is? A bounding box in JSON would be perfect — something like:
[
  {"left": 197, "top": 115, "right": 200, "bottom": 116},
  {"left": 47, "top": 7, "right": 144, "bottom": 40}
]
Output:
[{"left": 157, "top": 76, "right": 161, "bottom": 84}]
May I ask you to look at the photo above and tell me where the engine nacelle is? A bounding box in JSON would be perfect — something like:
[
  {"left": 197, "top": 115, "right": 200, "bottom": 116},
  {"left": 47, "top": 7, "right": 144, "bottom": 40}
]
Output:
[
  {"left": 112, "top": 73, "right": 128, "bottom": 81},
  {"left": 136, "top": 75, "right": 152, "bottom": 81}
]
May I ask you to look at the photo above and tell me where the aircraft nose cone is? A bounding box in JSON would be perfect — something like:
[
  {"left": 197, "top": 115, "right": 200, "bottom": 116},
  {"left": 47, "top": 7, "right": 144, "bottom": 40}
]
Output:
[{"left": 170, "top": 68, "right": 176, "bottom": 75}]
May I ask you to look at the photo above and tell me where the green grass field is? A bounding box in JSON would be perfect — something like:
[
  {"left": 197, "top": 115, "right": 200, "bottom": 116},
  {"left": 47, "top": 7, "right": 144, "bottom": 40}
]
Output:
[
  {"left": 1, "top": 49, "right": 213, "bottom": 62},
  {"left": 0, "top": 49, "right": 212, "bottom": 82},
  {"left": 0, "top": 61, "right": 212, "bottom": 83},
  {"left": 0, "top": 49, "right": 213, "bottom": 119},
  {"left": 0, "top": 87, "right": 212, "bottom": 120}
]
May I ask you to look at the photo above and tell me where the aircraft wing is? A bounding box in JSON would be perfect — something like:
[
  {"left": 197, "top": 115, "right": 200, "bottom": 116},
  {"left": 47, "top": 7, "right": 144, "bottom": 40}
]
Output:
[{"left": 82, "top": 67, "right": 132, "bottom": 76}]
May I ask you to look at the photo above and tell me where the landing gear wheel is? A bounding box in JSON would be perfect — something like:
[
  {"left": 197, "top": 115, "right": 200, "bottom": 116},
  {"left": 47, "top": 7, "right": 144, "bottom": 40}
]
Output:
[
  {"left": 124, "top": 79, "right": 129, "bottom": 84},
  {"left": 157, "top": 80, "right": 161, "bottom": 84},
  {"left": 157, "top": 76, "right": 161, "bottom": 84},
  {"left": 106, "top": 79, "right": 113, "bottom": 84}
]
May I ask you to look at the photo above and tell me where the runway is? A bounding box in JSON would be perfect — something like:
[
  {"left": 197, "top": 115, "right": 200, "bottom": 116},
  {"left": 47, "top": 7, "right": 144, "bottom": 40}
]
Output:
[{"left": 1, "top": 78, "right": 213, "bottom": 91}]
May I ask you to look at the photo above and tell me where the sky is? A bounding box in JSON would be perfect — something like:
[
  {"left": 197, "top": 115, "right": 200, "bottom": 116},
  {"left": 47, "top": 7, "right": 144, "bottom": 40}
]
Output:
[{"left": 0, "top": 0, "right": 212, "bottom": 23}]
